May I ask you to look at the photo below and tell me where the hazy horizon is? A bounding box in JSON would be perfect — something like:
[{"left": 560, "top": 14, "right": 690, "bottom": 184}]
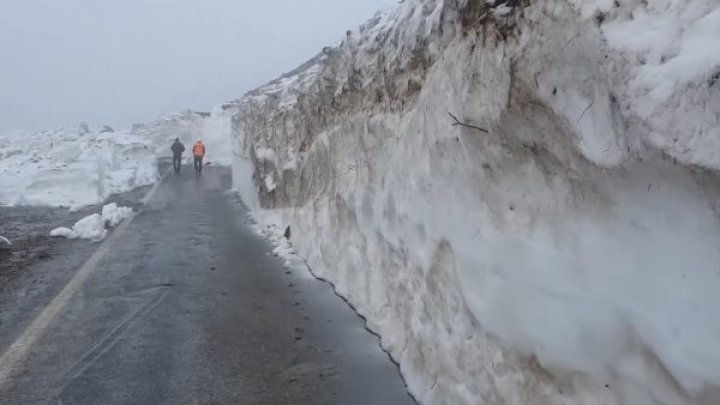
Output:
[{"left": 0, "top": 0, "right": 395, "bottom": 133}]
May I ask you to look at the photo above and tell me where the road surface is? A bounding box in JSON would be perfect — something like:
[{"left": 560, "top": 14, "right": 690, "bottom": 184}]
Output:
[{"left": 0, "top": 167, "right": 414, "bottom": 405}]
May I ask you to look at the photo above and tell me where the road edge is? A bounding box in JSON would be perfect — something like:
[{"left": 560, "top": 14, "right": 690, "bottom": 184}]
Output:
[{"left": 0, "top": 169, "right": 172, "bottom": 388}]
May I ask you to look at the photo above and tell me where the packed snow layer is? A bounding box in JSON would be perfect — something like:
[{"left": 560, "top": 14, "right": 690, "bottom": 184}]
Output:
[
  {"left": 231, "top": 0, "right": 720, "bottom": 404},
  {"left": 0, "top": 128, "right": 158, "bottom": 207},
  {"left": 50, "top": 203, "right": 133, "bottom": 241}
]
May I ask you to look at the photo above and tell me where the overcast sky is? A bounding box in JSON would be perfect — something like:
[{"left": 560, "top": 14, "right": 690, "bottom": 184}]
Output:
[{"left": 0, "top": 0, "right": 395, "bottom": 133}]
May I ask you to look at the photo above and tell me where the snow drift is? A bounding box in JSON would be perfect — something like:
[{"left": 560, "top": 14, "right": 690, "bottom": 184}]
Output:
[{"left": 230, "top": 0, "right": 720, "bottom": 404}]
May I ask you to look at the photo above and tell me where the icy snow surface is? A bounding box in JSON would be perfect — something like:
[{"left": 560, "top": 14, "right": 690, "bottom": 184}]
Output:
[{"left": 230, "top": 0, "right": 720, "bottom": 404}]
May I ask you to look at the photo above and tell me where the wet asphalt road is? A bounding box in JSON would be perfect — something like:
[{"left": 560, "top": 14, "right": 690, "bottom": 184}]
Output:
[{"left": 0, "top": 167, "right": 414, "bottom": 405}]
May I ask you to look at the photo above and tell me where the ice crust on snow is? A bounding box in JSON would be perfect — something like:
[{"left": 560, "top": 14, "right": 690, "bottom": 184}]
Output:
[
  {"left": 50, "top": 203, "right": 133, "bottom": 241},
  {"left": 229, "top": 0, "right": 720, "bottom": 404}
]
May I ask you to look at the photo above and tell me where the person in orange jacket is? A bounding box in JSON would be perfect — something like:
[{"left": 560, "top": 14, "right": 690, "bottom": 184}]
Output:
[{"left": 192, "top": 140, "right": 206, "bottom": 175}]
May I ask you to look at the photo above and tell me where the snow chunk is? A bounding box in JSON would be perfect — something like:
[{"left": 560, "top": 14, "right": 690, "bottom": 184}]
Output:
[
  {"left": 51, "top": 213, "right": 107, "bottom": 242},
  {"left": 254, "top": 147, "right": 276, "bottom": 162},
  {"left": 49, "top": 227, "right": 74, "bottom": 238},
  {"left": 263, "top": 175, "right": 277, "bottom": 192},
  {"left": 51, "top": 203, "right": 133, "bottom": 241},
  {"left": 101, "top": 203, "right": 134, "bottom": 227}
]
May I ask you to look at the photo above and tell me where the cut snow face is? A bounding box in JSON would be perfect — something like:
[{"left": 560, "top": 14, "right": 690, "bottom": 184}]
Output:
[
  {"left": 0, "top": 128, "right": 158, "bottom": 207},
  {"left": 50, "top": 203, "right": 133, "bottom": 242},
  {"left": 231, "top": 0, "right": 720, "bottom": 404}
]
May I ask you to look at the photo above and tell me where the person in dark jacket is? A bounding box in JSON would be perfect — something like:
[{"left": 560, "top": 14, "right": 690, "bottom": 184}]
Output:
[{"left": 171, "top": 138, "right": 185, "bottom": 173}]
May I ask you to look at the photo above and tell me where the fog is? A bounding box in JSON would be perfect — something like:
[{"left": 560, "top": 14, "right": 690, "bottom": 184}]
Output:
[{"left": 0, "top": 0, "right": 395, "bottom": 133}]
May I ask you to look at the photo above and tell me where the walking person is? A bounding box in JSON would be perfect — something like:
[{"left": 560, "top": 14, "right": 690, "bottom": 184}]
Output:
[
  {"left": 171, "top": 138, "right": 185, "bottom": 173},
  {"left": 193, "top": 140, "right": 206, "bottom": 175}
]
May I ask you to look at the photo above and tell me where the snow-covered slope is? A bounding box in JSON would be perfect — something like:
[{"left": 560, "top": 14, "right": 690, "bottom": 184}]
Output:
[{"left": 230, "top": 0, "right": 720, "bottom": 404}]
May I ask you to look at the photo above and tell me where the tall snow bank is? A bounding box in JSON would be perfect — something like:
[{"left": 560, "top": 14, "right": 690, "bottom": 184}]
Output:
[
  {"left": 101, "top": 202, "right": 134, "bottom": 227},
  {"left": 0, "top": 108, "right": 235, "bottom": 207},
  {"left": 232, "top": 0, "right": 720, "bottom": 404},
  {"left": 0, "top": 128, "right": 158, "bottom": 207}
]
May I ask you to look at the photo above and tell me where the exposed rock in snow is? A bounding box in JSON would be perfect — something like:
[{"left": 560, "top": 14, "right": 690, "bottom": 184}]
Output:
[{"left": 230, "top": 0, "right": 720, "bottom": 404}]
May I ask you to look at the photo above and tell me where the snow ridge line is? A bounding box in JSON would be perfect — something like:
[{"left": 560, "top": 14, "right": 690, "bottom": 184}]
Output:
[{"left": 0, "top": 168, "right": 172, "bottom": 388}]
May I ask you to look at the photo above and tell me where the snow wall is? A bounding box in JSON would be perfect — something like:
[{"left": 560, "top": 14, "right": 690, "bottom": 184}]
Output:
[
  {"left": 0, "top": 128, "right": 158, "bottom": 207},
  {"left": 230, "top": 1, "right": 720, "bottom": 404}
]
